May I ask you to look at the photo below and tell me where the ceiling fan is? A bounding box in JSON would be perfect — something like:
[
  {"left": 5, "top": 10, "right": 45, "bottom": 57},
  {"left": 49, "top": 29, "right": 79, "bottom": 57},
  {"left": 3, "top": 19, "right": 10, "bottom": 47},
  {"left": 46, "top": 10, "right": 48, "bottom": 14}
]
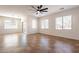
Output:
[{"left": 31, "top": 5, "right": 48, "bottom": 14}]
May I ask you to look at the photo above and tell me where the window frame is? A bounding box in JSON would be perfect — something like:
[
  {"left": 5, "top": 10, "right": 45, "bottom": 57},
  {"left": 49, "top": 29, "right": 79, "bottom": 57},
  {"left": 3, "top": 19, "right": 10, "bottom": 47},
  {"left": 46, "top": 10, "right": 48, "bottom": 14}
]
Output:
[
  {"left": 4, "top": 19, "right": 18, "bottom": 29},
  {"left": 32, "top": 19, "right": 37, "bottom": 29},
  {"left": 40, "top": 19, "right": 49, "bottom": 29},
  {"left": 56, "top": 15, "right": 72, "bottom": 30}
]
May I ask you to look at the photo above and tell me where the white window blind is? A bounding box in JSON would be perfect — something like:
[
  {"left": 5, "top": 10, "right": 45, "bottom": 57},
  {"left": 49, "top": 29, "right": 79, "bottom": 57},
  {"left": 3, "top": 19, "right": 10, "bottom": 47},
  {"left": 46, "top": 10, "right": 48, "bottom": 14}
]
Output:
[
  {"left": 56, "top": 17, "right": 62, "bottom": 29},
  {"left": 56, "top": 15, "right": 72, "bottom": 30},
  {"left": 63, "top": 16, "right": 72, "bottom": 29},
  {"left": 4, "top": 19, "right": 18, "bottom": 29},
  {"left": 41, "top": 19, "right": 48, "bottom": 29},
  {"left": 32, "top": 19, "right": 37, "bottom": 29}
]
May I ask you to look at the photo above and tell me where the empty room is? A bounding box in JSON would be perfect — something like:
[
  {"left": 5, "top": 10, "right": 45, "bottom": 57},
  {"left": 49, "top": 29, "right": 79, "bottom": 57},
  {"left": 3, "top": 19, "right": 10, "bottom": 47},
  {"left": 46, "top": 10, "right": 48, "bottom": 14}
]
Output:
[{"left": 0, "top": 5, "right": 78, "bottom": 53}]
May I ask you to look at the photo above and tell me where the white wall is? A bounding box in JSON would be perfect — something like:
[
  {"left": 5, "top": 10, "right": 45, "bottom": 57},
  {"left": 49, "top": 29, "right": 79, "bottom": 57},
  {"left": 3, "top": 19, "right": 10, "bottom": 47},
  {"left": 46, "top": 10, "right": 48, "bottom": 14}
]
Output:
[
  {"left": 27, "top": 15, "right": 38, "bottom": 34},
  {"left": 38, "top": 7, "right": 79, "bottom": 40}
]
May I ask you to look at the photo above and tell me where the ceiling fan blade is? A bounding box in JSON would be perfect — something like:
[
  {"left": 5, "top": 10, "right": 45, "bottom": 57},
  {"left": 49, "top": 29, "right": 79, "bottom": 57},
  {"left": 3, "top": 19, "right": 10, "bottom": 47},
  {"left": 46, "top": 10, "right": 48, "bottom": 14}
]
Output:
[
  {"left": 37, "top": 5, "right": 42, "bottom": 9},
  {"left": 32, "top": 6, "right": 37, "bottom": 10},
  {"left": 39, "top": 5, "right": 43, "bottom": 9},
  {"left": 40, "top": 8, "right": 48, "bottom": 11},
  {"left": 42, "top": 11, "right": 48, "bottom": 12}
]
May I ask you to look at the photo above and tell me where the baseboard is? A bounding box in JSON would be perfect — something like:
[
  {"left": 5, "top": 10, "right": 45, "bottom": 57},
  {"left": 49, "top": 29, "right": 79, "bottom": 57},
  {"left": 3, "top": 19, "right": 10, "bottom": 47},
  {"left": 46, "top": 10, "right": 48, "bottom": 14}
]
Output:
[
  {"left": 27, "top": 33, "right": 40, "bottom": 35},
  {"left": 36, "top": 33, "right": 79, "bottom": 40}
]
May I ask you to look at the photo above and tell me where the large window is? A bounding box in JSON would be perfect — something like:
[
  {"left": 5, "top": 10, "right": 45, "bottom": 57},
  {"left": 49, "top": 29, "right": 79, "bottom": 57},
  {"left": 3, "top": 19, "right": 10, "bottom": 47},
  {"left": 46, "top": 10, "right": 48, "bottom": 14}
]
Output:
[
  {"left": 56, "top": 15, "right": 72, "bottom": 30},
  {"left": 32, "top": 19, "right": 37, "bottom": 29},
  {"left": 56, "top": 17, "right": 62, "bottom": 29},
  {"left": 41, "top": 19, "right": 48, "bottom": 29},
  {"left": 4, "top": 20, "right": 18, "bottom": 29}
]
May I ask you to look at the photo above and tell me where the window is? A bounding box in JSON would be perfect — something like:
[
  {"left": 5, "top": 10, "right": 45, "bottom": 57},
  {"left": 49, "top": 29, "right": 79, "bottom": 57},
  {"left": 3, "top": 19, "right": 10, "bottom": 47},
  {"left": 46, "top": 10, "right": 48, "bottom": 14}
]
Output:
[
  {"left": 63, "top": 16, "right": 72, "bottom": 29},
  {"left": 4, "top": 20, "right": 18, "bottom": 29},
  {"left": 56, "top": 17, "right": 62, "bottom": 29},
  {"left": 56, "top": 15, "right": 72, "bottom": 30},
  {"left": 41, "top": 19, "right": 48, "bottom": 29},
  {"left": 32, "top": 19, "right": 37, "bottom": 29}
]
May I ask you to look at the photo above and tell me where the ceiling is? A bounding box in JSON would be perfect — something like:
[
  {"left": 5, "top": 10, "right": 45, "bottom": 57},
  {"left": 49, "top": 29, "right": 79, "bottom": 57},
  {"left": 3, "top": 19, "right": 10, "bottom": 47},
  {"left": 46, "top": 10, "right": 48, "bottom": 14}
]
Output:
[
  {"left": 28, "top": 5, "right": 79, "bottom": 17},
  {"left": 0, "top": 5, "right": 78, "bottom": 18}
]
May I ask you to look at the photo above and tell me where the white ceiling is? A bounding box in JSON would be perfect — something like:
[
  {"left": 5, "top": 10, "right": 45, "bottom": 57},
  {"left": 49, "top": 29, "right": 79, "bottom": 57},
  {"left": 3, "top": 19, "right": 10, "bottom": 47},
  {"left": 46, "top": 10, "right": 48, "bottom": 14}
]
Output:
[
  {"left": 0, "top": 5, "right": 78, "bottom": 18},
  {"left": 28, "top": 5, "right": 79, "bottom": 17}
]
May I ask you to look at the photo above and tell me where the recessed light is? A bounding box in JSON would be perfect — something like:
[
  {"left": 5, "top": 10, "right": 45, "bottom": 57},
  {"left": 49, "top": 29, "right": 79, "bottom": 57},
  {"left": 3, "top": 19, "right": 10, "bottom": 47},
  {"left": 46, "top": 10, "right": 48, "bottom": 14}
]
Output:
[{"left": 59, "top": 8, "right": 64, "bottom": 10}]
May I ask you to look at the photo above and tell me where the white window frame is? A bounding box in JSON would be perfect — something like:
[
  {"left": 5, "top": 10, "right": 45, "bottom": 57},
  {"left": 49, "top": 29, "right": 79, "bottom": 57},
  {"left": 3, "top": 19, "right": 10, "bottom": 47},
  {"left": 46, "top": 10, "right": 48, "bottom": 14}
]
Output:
[
  {"left": 32, "top": 19, "right": 37, "bottom": 29},
  {"left": 40, "top": 19, "right": 49, "bottom": 29},
  {"left": 4, "top": 19, "right": 18, "bottom": 29},
  {"left": 56, "top": 15, "right": 72, "bottom": 30}
]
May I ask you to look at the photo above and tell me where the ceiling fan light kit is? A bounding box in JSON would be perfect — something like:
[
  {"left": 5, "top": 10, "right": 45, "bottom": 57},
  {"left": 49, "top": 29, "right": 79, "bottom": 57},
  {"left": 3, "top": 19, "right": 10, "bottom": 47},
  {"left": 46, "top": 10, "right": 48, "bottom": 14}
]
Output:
[{"left": 31, "top": 5, "right": 48, "bottom": 16}]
